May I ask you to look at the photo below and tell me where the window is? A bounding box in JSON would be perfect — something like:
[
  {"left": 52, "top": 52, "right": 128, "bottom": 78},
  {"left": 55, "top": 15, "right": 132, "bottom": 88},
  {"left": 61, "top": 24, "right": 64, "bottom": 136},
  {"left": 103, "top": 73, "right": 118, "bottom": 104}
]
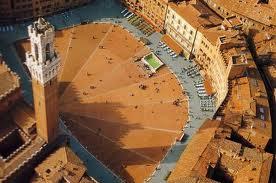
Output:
[
  {"left": 45, "top": 43, "right": 51, "bottom": 61},
  {"left": 260, "top": 114, "right": 265, "bottom": 120},
  {"left": 34, "top": 43, "right": 39, "bottom": 60}
]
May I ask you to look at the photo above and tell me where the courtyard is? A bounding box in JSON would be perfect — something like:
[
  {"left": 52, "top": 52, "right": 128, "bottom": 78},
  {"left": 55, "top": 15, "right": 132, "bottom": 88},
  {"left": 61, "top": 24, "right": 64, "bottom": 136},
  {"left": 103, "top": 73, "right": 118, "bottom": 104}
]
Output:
[{"left": 16, "top": 23, "right": 188, "bottom": 183}]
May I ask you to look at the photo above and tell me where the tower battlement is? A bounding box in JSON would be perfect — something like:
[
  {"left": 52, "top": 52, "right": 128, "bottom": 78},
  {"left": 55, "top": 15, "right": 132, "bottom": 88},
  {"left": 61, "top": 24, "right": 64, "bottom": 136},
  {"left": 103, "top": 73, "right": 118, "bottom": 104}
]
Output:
[
  {"left": 25, "top": 18, "right": 60, "bottom": 86},
  {"left": 28, "top": 19, "right": 54, "bottom": 40}
]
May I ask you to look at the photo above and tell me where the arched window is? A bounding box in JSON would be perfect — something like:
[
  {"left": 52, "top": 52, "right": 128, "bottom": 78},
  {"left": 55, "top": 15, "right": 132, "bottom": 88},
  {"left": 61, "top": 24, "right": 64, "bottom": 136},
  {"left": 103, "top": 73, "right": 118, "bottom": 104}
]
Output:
[
  {"left": 34, "top": 43, "right": 39, "bottom": 60},
  {"left": 46, "top": 43, "right": 51, "bottom": 61}
]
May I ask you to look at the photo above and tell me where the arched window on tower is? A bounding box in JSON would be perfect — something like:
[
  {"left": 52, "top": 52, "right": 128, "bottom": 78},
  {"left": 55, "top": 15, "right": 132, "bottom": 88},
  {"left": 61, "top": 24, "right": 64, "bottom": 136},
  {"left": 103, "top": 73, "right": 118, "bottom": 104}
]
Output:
[
  {"left": 46, "top": 43, "right": 51, "bottom": 61},
  {"left": 35, "top": 43, "right": 39, "bottom": 61}
]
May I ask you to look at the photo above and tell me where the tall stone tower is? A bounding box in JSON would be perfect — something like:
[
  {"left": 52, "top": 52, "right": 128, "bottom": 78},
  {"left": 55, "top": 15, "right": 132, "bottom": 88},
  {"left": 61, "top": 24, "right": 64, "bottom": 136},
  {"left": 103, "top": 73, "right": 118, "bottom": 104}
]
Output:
[{"left": 25, "top": 18, "right": 60, "bottom": 142}]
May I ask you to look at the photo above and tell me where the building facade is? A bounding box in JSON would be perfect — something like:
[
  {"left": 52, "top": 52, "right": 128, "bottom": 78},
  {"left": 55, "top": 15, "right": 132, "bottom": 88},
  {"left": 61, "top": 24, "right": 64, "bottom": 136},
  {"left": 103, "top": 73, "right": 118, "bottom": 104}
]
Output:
[
  {"left": 139, "top": 0, "right": 169, "bottom": 31},
  {"left": 163, "top": 1, "right": 252, "bottom": 109},
  {"left": 195, "top": 27, "right": 249, "bottom": 108},
  {"left": 25, "top": 18, "right": 60, "bottom": 142},
  {"left": 0, "top": 0, "right": 91, "bottom": 24},
  {"left": 165, "top": 2, "right": 202, "bottom": 59},
  {"left": 164, "top": 1, "right": 222, "bottom": 59},
  {"left": 164, "top": 0, "right": 231, "bottom": 108},
  {"left": 122, "top": 0, "right": 169, "bottom": 31},
  {"left": 195, "top": 31, "right": 230, "bottom": 108}
]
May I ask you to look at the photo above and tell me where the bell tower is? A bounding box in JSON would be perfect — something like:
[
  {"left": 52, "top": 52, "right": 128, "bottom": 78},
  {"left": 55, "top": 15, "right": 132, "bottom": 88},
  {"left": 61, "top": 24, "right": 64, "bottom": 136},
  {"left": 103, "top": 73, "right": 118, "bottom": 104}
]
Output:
[{"left": 25, "top": 18, "right": 60, "bottom": 142}]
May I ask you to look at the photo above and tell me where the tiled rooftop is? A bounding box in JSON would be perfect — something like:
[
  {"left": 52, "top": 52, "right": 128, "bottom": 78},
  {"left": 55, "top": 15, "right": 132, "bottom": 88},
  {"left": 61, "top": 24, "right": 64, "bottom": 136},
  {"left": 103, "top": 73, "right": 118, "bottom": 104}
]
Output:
[
  {"left": 168, "top": 119, "right": 273, "bottom": 183},
  {"left": 169, "top": 0, "right": 222, "bottom": 29},
  {"left": 264, "top": 65, "right": 276, "bottom": 88},
  {"left": 201, "top": 26, "right": 238, "bottom": 46},
  {"left": 223, "top": 16, "right": 243, "bottom": 29},
  {"left": 168, "top": 175, "right": 219, "bottom": 183},
  {"left": 209, "top": 0, "right": 276, "bottom": 26},
  {"left": 253, "top": 29, "right": 276, "bottom": 65},
  {"left": 217, "top": 138, "right": 242, "bottom": 155},
  {"left": 34, "top": 146, "right": 95, "bottom": 183},
  {"left": 168, "top": 119, "right": 220, "bottom": 182},
  {"left": 225, "top": 75, "right": 271, "bottom": 149},
  {"left": 0, "top": 58, "right": 20, "bottom": 99},
  {"left": 228, "top": 77, "right": 256, "bottom": 115},
  {"left": 11, "top": 101, "right": 36, "bottom": 136},
  {"left": 235, "top": 147, "right": 273, "bottom": 183}
]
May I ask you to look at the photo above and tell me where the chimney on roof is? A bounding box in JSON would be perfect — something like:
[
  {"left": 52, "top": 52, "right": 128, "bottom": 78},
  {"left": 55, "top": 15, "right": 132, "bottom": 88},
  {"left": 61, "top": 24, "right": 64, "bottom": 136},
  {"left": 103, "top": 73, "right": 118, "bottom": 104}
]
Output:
[
  {"left": 177, "top": 0, "right": 189, "bottom": 5},
  {"left": 265, "top": 33, "right": 272, "bottom": 40},
  {"left": 221, "top": 24, "right": 227, "bottom": 31}
]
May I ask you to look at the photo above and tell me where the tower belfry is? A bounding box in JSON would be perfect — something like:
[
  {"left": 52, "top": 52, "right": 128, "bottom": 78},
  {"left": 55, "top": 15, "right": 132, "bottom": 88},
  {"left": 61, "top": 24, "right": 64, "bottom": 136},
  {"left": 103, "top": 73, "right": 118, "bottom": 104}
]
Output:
[{"left": 25, "top": 18, "right": 60, "bottom": 142}]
